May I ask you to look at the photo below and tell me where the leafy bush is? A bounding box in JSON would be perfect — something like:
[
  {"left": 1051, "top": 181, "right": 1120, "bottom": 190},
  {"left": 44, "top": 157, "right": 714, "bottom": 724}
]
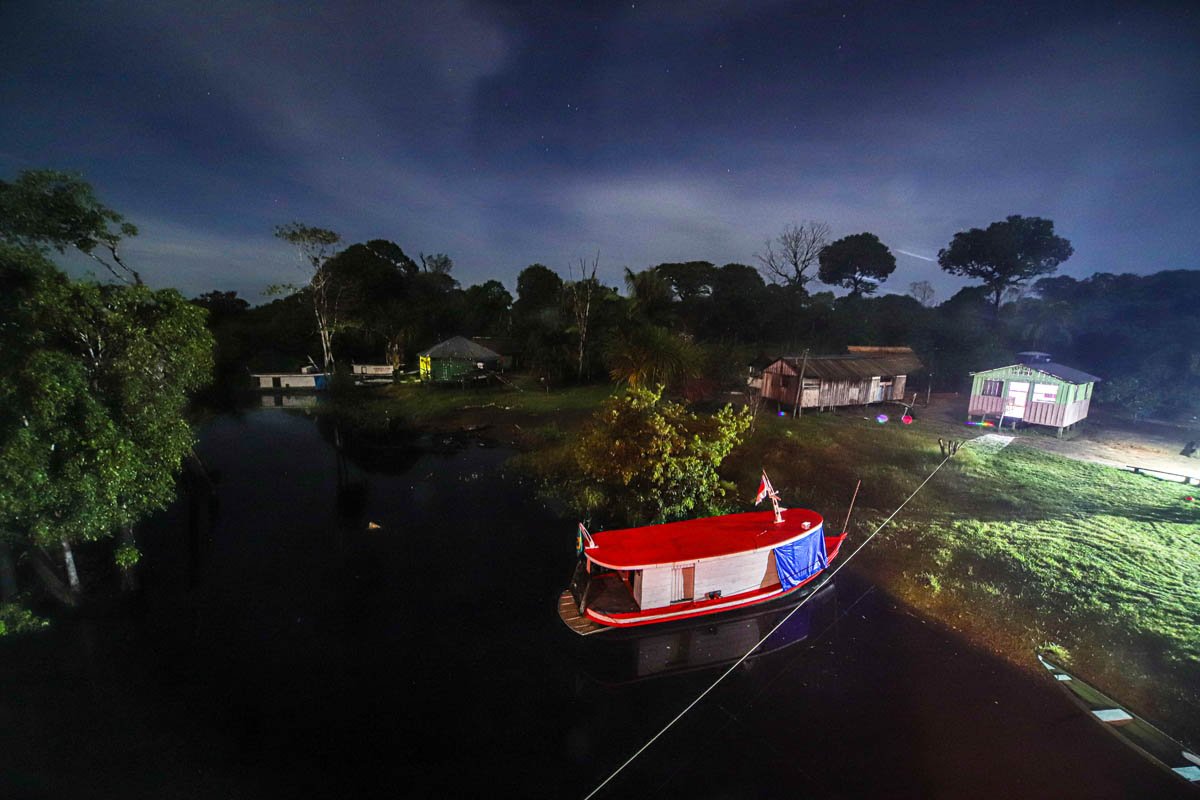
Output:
[
  {"left": 562, "top": 386, "right": 752, "bottom": 526},
  {"left": 0, "top": 603, "right": 49, "bottom": 637}
]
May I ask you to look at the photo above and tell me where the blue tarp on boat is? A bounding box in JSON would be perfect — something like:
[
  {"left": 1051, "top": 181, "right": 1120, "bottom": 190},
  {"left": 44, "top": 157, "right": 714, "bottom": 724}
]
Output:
[{"left": 774, "top": 529, "right": 828, "bottom": 590}]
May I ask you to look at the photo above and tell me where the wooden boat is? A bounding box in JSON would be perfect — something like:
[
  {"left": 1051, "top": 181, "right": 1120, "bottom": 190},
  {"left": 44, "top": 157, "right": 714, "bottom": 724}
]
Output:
[
  {"left": 559, "top": 480, "right": 847, "bottom": 634},
  {"left": 1037, "top": 653, "right": 1200, "bottom": 788},
  {"left": 250, "top": 365, "right": 328, "bottom": 391}
]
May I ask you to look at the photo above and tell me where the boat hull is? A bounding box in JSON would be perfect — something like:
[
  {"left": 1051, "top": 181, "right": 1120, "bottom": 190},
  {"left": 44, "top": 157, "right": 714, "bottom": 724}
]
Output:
[{"left": 572, "top": 533, "right": 846, "bottom": 631}]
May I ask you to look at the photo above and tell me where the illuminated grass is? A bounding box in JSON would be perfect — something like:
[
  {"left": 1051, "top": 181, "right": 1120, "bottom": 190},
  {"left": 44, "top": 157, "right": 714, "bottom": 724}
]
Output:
[{"left": 727, "top": 411, "right": 1200, "bottom": 742}]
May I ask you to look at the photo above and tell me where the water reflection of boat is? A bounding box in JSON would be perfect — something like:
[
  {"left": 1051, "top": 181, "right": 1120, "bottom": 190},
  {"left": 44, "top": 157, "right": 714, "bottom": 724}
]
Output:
[
  {"left": 559, "top": 486, "right": 847, "bottom": 633},
  {"left": 259, "top": 393, "right": 320, "bottom": 408},
  {"left": 576, "top": 580, "right": 837, "bottom": 685}
]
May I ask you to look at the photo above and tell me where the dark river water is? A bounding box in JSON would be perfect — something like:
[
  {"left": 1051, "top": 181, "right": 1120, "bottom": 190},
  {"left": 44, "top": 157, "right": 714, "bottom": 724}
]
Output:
[{"left": 0, "top": 408, "right": 1191, "bottom": 799}]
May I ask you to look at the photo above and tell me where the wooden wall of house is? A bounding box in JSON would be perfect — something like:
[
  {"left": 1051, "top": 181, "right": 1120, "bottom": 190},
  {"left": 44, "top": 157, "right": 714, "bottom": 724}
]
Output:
[
  {"left": 968, "top": 366, "right": 1094, "bottom": 428},
  {"left": 763, "top": 361, "right": 912, "bottom": 409}
]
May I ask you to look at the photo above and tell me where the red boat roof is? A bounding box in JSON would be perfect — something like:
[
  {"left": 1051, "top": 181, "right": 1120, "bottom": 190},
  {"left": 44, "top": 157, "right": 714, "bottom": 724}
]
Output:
[{"left": 586, "top": 508, "right": 825, "bottom": 570}]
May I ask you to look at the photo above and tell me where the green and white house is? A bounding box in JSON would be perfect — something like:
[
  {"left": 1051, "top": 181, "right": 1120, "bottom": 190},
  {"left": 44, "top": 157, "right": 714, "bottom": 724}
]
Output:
[
  {"left": 418, "top": 336, "right": 502, "bottom": 384},
  {"left": 968, "top": 352, "right": 1101, "bottom": 436}
]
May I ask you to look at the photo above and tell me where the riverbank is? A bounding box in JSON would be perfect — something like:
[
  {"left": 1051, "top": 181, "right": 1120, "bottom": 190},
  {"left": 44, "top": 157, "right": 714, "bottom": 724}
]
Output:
[{"left": 321, "top": 381, "right": 1200, "bottom": 748}]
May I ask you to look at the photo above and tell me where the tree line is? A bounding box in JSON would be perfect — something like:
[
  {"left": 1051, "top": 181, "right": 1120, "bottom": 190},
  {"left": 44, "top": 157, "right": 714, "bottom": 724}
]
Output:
[
  {"left": 200, "top": 206, "right": 1196, "bottom": 421},
  {"left": 2, "top": 168, "right": 1197, "bottom": 626}
]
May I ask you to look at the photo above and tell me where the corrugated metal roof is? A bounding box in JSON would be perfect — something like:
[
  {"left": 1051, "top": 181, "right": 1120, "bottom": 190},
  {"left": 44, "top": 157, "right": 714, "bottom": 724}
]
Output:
[
  {"left": 766, "top": 352, "right": 923, "bottom": 379},
  {"left": 971, "top": 362, "right": 1101, "bottom": 384},
  {"left": 418, "top": 336, "right": 502, "bottom": 361}
]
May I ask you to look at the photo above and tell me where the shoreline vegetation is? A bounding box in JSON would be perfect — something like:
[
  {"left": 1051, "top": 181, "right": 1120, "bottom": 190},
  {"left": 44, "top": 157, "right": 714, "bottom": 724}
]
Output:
[{"left": 318, "top": 378, "right": 1200, "bottom": 748}]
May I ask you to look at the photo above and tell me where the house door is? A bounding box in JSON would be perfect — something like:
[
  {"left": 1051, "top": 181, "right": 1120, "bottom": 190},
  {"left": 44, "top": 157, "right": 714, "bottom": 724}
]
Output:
[
  {"left": 870, "top": 377, "right": 884, "bottom": 403},
  {"left": 1005, "top": 381, "right": 1029, "bottom": 419},
  {"left": 670, "top": 564, "right": 695, "bottom": 603}
]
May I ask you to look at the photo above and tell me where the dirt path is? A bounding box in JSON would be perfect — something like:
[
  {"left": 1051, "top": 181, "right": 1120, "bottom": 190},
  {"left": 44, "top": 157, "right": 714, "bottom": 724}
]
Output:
[{"left": 922, "top": 393, "right": 1200, "bottom": 483}]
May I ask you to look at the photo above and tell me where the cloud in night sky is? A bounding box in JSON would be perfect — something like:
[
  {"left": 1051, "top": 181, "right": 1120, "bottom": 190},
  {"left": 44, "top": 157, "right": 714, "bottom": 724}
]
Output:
[{"left": 1, "top": 1, "right": 1196, "bottom": 302}]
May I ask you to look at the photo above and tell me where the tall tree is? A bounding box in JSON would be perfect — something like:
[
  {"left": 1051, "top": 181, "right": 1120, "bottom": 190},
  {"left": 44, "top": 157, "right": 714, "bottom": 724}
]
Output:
[
  {"left": 706, "top": 263, "right": 768, "bottom": 342},
  {"left": 565, "top": 253, "right": 600, "bottom": 382},
  {"left": 462, "top": 279, "right": 514, "bottom": 337},
  {"left": 938, "top": 215, "right": 1073, "bottom": 316},
  {"left": 0, "top": 170, "right": 143, "bottom": 285},
  {"left": 322, "top": 240, "right": 419, "bottom": 365},
  {"left": 273, "top": 223, "right": 343, "bottom": 371},
  {"left": 817, "top": 232, "right": 896, "bottom": 296},
  {"left": 0, "top": 244, "right": 212, "bottom": 603},
  {"left": 623, "top": 267, "right": 675, "bottom": 325},
  {"left": 512, "top": 264, "right": 570, "bottom": 380},
  {"left": 755, "top": 221, "right": 830, "bottom": 289}
]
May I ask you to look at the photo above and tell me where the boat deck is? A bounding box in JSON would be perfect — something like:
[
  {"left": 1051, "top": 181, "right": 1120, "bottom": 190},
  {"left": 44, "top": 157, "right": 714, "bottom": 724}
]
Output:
[{"left": 557, "top": 590, "right": 607, "bottom": 636}]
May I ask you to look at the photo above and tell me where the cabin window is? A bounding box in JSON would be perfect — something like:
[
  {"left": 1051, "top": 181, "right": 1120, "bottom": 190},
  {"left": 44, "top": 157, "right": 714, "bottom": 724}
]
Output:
[
  {"left": 271, "top": 376, "right": 282, "bottom": 389},
  {"left": 1032, "top": 383, "right": 1058, "bottom": 403},
  {"left": 981, "top": 379, "right": 1003, "bottom": 397}
]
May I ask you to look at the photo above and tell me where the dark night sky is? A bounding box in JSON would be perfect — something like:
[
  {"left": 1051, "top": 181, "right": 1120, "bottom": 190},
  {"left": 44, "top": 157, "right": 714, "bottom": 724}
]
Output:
[{"left": 1, "top": 1, "right": 1197, "bottom": 302}]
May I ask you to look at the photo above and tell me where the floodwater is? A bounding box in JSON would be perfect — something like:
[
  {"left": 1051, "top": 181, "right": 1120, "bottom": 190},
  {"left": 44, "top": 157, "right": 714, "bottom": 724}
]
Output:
[{"left": 0, "top": 407, "right": 1192, "bottom": 799}]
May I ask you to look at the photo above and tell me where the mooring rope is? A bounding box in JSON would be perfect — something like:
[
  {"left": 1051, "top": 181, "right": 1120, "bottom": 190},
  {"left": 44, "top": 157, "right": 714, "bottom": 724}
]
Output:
[{"left": 582, "top": 450, "right": 957, "bottom": 800}]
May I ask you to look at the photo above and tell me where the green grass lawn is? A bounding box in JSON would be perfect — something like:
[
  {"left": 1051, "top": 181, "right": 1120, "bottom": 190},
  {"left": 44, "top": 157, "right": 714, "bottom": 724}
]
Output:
[
  {"left": 725, "top": 409, "right": 1200, "bottom": 744},
  {"left": 321, "top": 376, "right": 617, "bottom": 431}
]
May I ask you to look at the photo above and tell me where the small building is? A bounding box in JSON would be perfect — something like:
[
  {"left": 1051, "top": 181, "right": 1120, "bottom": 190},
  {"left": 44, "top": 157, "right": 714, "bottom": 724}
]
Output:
[
  {"left": 418, "top": 336, "right": 502, "bottom": 383},
  {"left": 350, "top": 363, "right": 395, "bottom": 384},
  {"left": 760, "top": 347, "right": 923, "bottom": 411},
  {"left": 968, "top": 352, "right": 1100, "bottom": 436},
  {"left": 250, "top": 365, "right": 327, "bottom": 391}
]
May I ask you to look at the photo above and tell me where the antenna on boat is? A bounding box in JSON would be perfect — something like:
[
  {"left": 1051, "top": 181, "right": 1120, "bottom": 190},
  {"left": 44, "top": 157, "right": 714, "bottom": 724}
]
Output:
[
  {"left": 754, "top": 471, "right": 785, "bottom": 524},
  {"left": 841, "top": 479, "right": 862, "bottom": 535}
]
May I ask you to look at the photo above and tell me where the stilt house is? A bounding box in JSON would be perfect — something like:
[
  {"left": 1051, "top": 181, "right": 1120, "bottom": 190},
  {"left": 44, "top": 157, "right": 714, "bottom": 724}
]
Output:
[
  {"left": 418, "top": 336, "right": 502, "bottom": 383},
  {"left": 968, "top": 352, "right": 1100, "bottom": 436},
  {"left": 760, "top": 347, "right": 923, "bottom": 411}
]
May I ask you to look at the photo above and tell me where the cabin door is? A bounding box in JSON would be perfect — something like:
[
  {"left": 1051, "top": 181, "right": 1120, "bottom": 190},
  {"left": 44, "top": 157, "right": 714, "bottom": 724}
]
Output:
[
  {"left": 670, "top": 564, "right": 695, "bottom": 603},
  {"left": 1004, "top": 381, "right": 1029, "bottom": 419}
]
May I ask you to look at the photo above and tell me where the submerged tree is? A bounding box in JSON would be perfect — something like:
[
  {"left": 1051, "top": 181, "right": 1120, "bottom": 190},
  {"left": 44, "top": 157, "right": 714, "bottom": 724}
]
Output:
[
  {"left": 567, "top": 386, "right": 752, "bottom": 525},
  {"left": 938, "top": 215, "right": 1073, "bottom": 317}
]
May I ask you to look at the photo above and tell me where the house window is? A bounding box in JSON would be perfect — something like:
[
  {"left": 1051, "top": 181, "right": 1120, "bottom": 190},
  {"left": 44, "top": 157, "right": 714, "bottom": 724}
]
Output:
[
  {"left": 981, "top": 379, "right": 1003, "bottom": 397},
  {"left": 1032, "top": 383, "right": 1058, "bottom": 403}
]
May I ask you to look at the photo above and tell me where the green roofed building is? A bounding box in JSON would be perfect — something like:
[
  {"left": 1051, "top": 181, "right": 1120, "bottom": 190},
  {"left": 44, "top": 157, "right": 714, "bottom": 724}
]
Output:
[
  {"left": 418, "top": 336, "right": 502, "bottom": 384},
  {"left": 968, "top": 352, "right": 1101, "bottom": 437}
]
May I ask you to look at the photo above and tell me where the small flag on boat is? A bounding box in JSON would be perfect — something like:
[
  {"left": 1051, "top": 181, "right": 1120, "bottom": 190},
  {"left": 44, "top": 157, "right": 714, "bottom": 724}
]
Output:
[
  {"left": 577, "top": 522, "right": 596, "bottom": 554},
  {"left": 754, "top": 472, "right": 775, "bottom": 505}
]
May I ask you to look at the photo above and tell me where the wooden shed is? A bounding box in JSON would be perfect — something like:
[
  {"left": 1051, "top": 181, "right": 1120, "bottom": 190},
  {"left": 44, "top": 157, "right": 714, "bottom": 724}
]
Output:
[
  {"left": 418, "top": 336, "right": 502, "bottom": 383},
  {"left": 760, "top": 347, "right": 923, "bottom": 411},
  {"left": 968, "top": 352, "right": 1100, "bottom": 436}
]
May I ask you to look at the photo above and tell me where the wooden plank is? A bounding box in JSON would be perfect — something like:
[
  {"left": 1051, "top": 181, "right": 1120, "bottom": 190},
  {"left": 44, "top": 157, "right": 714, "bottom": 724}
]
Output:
[{"left": 557, "top": 589, "right": 608, "bottom": 636}]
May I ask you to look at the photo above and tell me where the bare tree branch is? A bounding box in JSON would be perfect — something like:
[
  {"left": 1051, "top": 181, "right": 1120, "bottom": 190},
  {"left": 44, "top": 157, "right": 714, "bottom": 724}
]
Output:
[
  {"left": 566, "top": 251, "right": 599, "bottom": 382},
  {"left": 754, "top": 221, "right": 830, "bottom": 288}
]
